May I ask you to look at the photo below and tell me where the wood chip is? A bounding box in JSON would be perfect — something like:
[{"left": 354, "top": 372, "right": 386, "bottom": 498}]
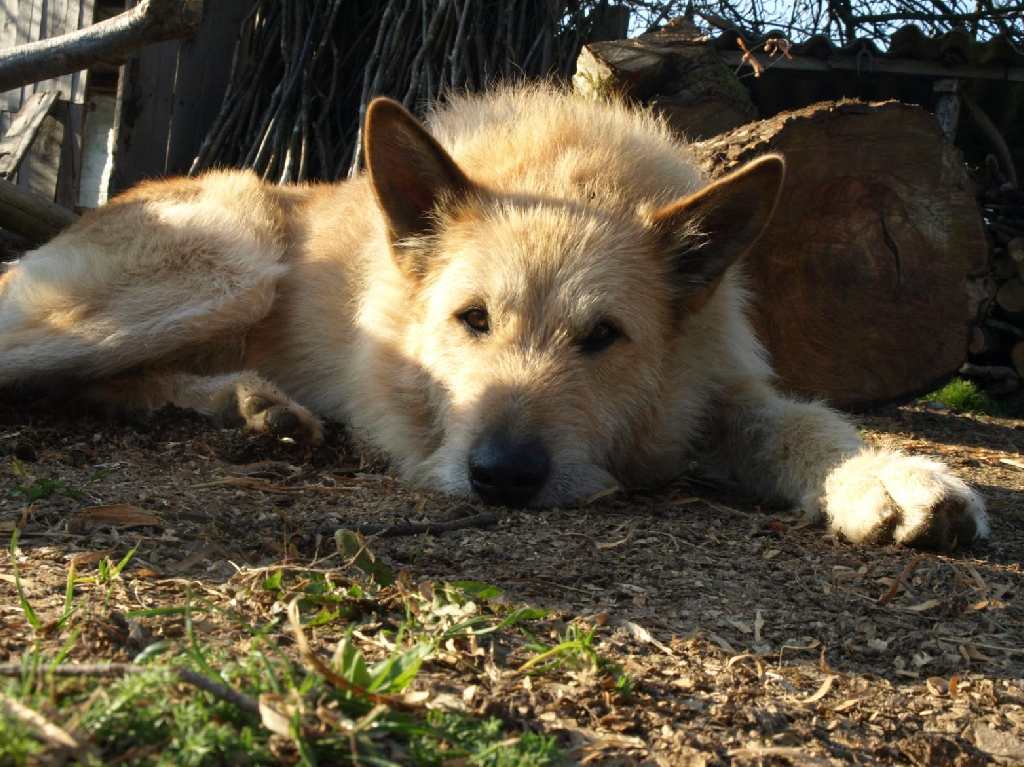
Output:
[{"left": 903, "top": 598, "right": 942, "bottom": 613}]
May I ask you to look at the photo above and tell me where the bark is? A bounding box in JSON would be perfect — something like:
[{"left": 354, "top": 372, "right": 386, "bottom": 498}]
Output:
[{"left": 690, "top": 100, "right": 987, "bottom": 409}]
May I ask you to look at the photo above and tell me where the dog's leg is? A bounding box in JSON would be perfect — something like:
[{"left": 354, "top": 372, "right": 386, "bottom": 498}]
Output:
[
  {"left": 709, "top": 378, "right": 989, "bottom": 550},
  {"left": 86, "top": 371, "right": 323, "bottom": 444}
]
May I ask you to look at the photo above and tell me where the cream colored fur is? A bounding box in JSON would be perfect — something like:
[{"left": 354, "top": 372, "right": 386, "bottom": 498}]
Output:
[{"left": 0, "top": 85, "right": 988, "bottom": 550}]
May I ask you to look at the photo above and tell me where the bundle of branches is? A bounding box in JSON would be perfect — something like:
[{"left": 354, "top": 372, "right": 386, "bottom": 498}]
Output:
[{"left": 190, "top": 0, "right": 610, "bottom": 184}]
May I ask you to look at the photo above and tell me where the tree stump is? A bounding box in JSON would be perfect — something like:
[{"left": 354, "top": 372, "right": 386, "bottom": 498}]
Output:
[{"left": 690, "top": 100, "right": 987, "bottom": 409}]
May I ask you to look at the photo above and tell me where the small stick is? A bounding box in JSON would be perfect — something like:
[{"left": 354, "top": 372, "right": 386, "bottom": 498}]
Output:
[
  {"left": 352, "top": 511, "right": 500, "bottom": 538},
  {"left": 877, "top": 554, "right": 925, "bottom": 605},
  {"left": 0, "top": 663, "right": 260, "bottom": 715},
  {"left": 0, "top": 690, "right": 82, "bottom": 750}
]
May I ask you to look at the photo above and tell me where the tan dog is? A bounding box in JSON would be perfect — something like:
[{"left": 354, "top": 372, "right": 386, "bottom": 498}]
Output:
[{"left": 0, "top": 85, "right": 987, "bottom": 549}]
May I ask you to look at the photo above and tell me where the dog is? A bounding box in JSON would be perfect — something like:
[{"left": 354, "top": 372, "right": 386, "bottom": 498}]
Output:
[{"left": 0, "top": 85, "right": 988, "bottom": 550}]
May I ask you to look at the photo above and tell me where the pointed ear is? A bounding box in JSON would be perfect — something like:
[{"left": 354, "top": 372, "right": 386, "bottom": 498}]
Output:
[
  {"left": 653, "top": 154, "right": 785, "bottom": 308},
  {"left": 364, "top": 97, "right": 473, "bottom": 248}
]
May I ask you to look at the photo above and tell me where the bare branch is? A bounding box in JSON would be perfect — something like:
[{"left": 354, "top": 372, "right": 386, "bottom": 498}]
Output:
[{"left": 0, "top": 0, "right": 203, "bottom": 94}]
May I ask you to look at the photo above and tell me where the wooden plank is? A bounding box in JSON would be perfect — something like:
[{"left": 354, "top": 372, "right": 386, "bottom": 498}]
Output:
[
  {"left": 3, "top": 0, "right": 44, "bottom": 118},
  {"left": 719, "top": 50, "right": 1024, "bottom": 84},
  {"left": 0, "top": 1, "right": 24, "bottom": 119},
  {"left": 21, "top": 112, "right": 64, "bottom": 201},
  {"left": 109, "top": 38, "right": 180, "bottom": 192},
  {"left": 32, "top": 0, "right": 92, "bottom": 207},
  {"left": 164, "top": 0, "right": 249, "bottom": 174},
  {"left": 77, "top": 91, "right": 116, "bottom": 207},
  {"left": 0, "top": 90, "right": 58, "bottom": 177}
]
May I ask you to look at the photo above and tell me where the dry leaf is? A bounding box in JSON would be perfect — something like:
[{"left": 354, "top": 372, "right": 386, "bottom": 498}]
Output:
[
  {"left": 596, "top": 533, "right": 632, "bottom": 551},
  {"left": 800, "top": 675, "right": 837, "bottom": 705},
  {"left": 258, "top": 693, "right": 295, "bottom": 737},
  {"left": 76, "top": 504, "right": 161, "bottom": 528},
  {"left": 706, "top": 632, "right": 737, "bottom": 655},
  {"left": 999, "top": 457, "right": 1024, "bottom": 470}
]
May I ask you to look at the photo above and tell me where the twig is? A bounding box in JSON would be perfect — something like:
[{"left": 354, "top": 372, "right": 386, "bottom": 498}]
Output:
[
  {"left": 0, "top": 663, "right": 260, "bottom": 715},
  {"left": 352, "top": 511, "right": 500, "bottom": 537},
  {"left": 0, "top": 690, "right": 83, "bottom": 750},
  {"left": 287, "top": 599, "right": 418, "bottom": 710},
  {"left": 877, "top": 554, "right": 925, "bottom": 605}
]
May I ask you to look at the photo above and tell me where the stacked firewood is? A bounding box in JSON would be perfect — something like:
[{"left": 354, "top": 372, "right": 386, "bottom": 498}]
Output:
[{"left": 964, "top": 165, "right": 1024, "bottom": 396}]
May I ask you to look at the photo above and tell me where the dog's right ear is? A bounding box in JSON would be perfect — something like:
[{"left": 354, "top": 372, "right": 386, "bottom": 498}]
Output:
[
  {"left": 653, "top": 154, "right": 785, "bottom": 310},
  {"left": 365, "top": 98, "right": 473, "bottom": 256}
]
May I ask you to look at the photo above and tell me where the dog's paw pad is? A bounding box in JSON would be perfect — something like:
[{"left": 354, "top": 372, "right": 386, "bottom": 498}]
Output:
[
  {"left": 239, "top": 394, "right": 323, "bottom": 445},
  {"left": 824, "top": 450, "right": 989, "bottom": 551}
]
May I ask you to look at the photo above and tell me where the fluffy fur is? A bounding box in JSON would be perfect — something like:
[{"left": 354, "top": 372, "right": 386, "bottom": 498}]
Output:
[{"left": 0, "top": 85, "right": 988, "bottom": 549}]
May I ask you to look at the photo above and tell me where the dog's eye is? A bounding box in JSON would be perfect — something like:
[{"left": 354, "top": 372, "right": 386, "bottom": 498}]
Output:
[
  {"left": 578, "top": 321, "right": 620, "bottom": 354},
  {"left": 458, "top": 307, "right": 490, "bottom": 335}
]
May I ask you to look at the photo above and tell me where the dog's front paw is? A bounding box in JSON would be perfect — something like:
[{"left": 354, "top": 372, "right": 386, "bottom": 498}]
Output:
[
  {"left": 238, "top": 392, "right": 324, "bottom": 445},
  {"left": 821, "top": 449, "right": 989, "bottom": 551}
]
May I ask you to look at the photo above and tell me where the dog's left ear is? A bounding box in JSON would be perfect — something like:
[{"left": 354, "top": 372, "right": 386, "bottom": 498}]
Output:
[
  {"left": 653, "top": 154, "right": 785, "bottom": 308},
  {"left": 364, "top": 97, "right": 473, "bottom": 252}
]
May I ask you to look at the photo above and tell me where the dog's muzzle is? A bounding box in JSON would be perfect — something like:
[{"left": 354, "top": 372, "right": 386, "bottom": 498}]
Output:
[{"left": 468, "top": 431, "right": 551, "bottom": 507}]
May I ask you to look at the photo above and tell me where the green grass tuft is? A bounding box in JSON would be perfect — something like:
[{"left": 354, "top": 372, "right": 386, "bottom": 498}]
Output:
[{"left": 921, "top": 378, "right": 1002, "bottom": 416}]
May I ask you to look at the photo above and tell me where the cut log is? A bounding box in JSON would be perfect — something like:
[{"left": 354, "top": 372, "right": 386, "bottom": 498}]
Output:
[
  {"left": 1009, "top": 237, "right": 1024, "bottom": 280},
  {"left": 996, "top": 278, "right": 1024, "bottom": 324},
  {"left": 968, "top": 323, "right": 997, "bottom": 357},
  {"left": 1012, "top": 342, "right": 1024, "bottom": 379},
  {"left": 0, "top": 177, "right": 78, "bottom": 244},
  {"left": 573, "top": 30, "right": 756, "bottom": 140},
  {"left": 691, "top": 100, "right": 987, "bottom": 409}
]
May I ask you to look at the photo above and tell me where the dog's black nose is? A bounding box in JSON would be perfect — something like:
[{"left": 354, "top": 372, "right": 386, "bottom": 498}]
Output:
[{"left": 469, "top": 434, "right": 551, "bottom": 507}]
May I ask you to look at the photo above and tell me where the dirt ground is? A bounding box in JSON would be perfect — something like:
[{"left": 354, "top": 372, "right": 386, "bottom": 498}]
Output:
[{"left": 1, "top": 396, "right": 1022, "bottom": 765}]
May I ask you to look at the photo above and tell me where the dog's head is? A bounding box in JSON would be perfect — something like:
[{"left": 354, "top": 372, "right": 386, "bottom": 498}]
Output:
[{"left": 364, "top": 97, "right": 783, "bottom": 507}]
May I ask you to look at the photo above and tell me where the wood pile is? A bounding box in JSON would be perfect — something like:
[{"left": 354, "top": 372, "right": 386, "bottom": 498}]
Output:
[
  {"left": 963, "top": 166, "right": 1024, "bottom": 395},
  {"left": 574, "top": 29, "right": 1006, "bottom": 410}
]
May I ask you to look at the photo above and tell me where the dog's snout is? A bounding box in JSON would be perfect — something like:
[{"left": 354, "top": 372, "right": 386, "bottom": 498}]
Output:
[{"left": 469, "top": 434, "right": 551, "bottom": 507}]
